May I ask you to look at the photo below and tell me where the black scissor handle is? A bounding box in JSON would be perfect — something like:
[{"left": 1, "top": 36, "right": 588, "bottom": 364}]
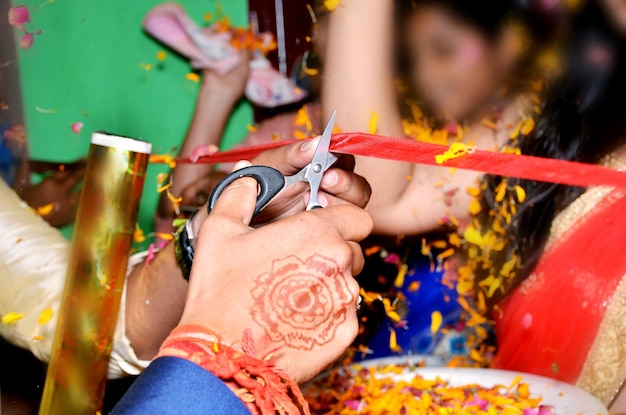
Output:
[{"left": 207, "top": 166, "right": 286, "bottom": 218}]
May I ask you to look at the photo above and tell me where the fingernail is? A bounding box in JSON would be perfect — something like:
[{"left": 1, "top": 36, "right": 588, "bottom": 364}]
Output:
[
  {"left": 321, "top": 170, "right": 338, "bottom": 186},
  {"left": 319, "top": 193, "right": 329, "bottom": 208},
  {"left": 301, "top": 137, "right": 319, "bottom": 152},
  {"left": 233, "top": 160, "right": 252, "bottom": 172}
]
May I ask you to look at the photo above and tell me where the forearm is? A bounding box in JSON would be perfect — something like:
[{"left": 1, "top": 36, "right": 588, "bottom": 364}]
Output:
[
  {"left": 124, "top": 243, "right": 188, "bottom": 360},
  {"left": 158, "top": 82, "right": 239, "bottom": 224},
  {"left": 323, "top": 0, "right": 413, "bottom": 209},
  {"left": 173, "top": 86, "right": 237, "bottom": 194}
]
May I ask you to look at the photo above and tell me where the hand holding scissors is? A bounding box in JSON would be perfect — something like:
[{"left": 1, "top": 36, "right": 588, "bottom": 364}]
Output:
[{"left": 207, "top": 112, "right": 339, "bottom": 218}]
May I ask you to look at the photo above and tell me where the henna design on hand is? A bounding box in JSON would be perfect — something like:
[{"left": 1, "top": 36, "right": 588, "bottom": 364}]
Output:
[{"left": 250, "top": 255, "right": 355, "bottom": 351}]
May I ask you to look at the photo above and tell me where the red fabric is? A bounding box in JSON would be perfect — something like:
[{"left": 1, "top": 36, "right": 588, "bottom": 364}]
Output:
[
  {"left": 492, "top": 189, "right": 626, "bottom": 382},
  {"left": 172, "top": 133, "right": 626, "bottom": 189}
]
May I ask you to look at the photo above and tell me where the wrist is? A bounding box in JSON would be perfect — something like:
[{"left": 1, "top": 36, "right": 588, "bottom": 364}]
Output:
[
  {"left": 158, "top": 324, "right": 307, "bottom": 414},
  {"left": 199, "top": 81, "right": 241, "bottom": 106}
]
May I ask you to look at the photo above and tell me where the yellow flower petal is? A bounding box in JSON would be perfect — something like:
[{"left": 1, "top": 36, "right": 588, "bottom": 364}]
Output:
[
  {"left": 394, "top": 263, "right": 408, "bottom": 288},
  {"left": 324, "top": 0, "right": 341, "bottom": 11},
  {"left": 464, "top": 226, "right": 484, "bottom": 246},
  {"left": 185, "top": 72, "right": 200, "bottom": 83},
  {"left": 468, "top": 198, "right": 482, "bottom": 215},
  {"left": 431, "top": 311, "right": 443, "bottom": 333},
  {"left": 36, "top": 203, "right": 55, "bottom": 216},
  {"left": 515, "top": 185, "right": 526, "bottom": 203},
  {"left": 133, "top": 226, "right": 146, "bottom": 243},
  {"left": 38, "top": 308, "right": 54, "bottom": 325},
  {"left": 521, "top": 118, "right": 535, "bottom": 135},
  {"left": 368, "top": 111, "right": 379, "bottom": 135},
  {"left": 2, "top": 312, "right": 24, "bottom": 325}
]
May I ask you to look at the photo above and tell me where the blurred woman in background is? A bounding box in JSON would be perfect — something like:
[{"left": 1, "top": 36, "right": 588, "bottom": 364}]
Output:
[{"left": 324, "top": 0, "right": 547, "bottom": 358}]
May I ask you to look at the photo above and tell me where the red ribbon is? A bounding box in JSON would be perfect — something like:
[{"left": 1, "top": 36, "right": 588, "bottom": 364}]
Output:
[{"left": 174, "top": 133, "right": 626, "bottom": 189}]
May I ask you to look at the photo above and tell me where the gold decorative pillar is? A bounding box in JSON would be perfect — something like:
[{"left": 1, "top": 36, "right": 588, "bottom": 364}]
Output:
[{"left": 39, "top": 133, "right": 151, "bottom": 415}]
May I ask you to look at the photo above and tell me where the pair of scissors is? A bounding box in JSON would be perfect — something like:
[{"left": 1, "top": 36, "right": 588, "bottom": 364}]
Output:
[{"left": 207, "top": 111, "right": 339, "bottom": 218}]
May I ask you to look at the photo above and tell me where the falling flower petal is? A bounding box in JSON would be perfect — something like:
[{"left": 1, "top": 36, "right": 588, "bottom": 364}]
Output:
[
  {"left": 368, "top": 111, "right": 379, "bottom": 135},
  {"left": 468, "top": 198, "right": 482, "bottom": 215},
  {"left": 8, "top": 6, "right": 30, "bottom": 27},
  {"left": 2, "top": 312, "right": 24, "bottom": 325},
  {"left": 18, "top": 33, "right": 34, "bottom": 49},
  {"left": 521, "top": 118, "right": 535, "bottom": 135},
  {"left": 303, "top": 67, "right": 319, "bottom": 76},
  {"left": 149, "top": 154, "right": 177, "bottom": 168},
  {"left": 389, "top": 328, "right": 401, "bottom": 352},
  {"left": 464, "top": 226, "right": 484, "bottom": 246},
  {"left": 133, "top": 226, "right": 146, "bottom": 243},
  {"left": 71, "top": 122, "right": 83, "bottom": 134},
  {"left": 394, "top": 263, "right": 408, "bottom": 288},
  {"left": 38, "top": 308, "right": 54, "bottom": 325},
  {"left": 155, "top": 232, "right": 174, "bottom": 241},
  {"left": 36, "top": 203, "right": 55, "bottom": 216},
  {"left": 407, "top": 281, "right": 421, "bottom": 292},
  {"left": 435, "top": 143, "right": 473, "bottom": 164},
  {"left": 185, "top": 72, "right": 200, "bottom": 82},
  {"left": 156, "top": 51, "right": 167, "bottom": 61},
  {"left": 515, "top": 185, "right": 527, "bottom": 203},
  {"left": 431, "top": 311, "right": 443, "bottom": 333},
  {"left": 324, "top": 0, "right": 341, "bottom": 11}
]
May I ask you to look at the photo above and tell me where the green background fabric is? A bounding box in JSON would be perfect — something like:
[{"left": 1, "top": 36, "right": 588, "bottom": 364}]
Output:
[{"left": 15, "top": 0, "right": 251, "bottom": 241}]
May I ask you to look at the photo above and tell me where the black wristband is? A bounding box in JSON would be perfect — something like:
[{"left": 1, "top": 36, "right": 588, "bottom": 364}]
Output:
[{"left": 174, "top": 213, "right": 196, "bottom": 281}]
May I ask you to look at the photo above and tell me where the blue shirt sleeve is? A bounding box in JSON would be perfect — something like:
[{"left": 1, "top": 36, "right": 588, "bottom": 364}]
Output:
[{"left": 112, "top": 357, "right": 251, "bottom": 415}]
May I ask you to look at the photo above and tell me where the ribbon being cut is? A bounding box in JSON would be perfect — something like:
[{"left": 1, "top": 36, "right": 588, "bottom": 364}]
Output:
[{"left": 163, "top": 133, "right": 626, "bottom": 190}]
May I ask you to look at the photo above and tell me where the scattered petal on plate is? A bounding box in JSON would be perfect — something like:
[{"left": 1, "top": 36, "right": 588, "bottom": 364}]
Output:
[{"left": 71, "top": 122, "right": 83, "bottom": 134}]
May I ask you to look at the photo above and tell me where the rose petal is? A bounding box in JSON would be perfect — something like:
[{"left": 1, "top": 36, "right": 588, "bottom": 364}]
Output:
[
  {"left": 71, "top": 122, "right": 83, "bottom": 134},
  {"left": 8, "top": 6, "right": 30, "bottom": 27},
  {"left": 18, "top": 33, "right": 34, "bottom": 49}
]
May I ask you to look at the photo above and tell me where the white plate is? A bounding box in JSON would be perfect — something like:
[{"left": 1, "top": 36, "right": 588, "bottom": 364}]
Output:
[{"left": 309, "top": 357, "right": 608, "bottom": 414}]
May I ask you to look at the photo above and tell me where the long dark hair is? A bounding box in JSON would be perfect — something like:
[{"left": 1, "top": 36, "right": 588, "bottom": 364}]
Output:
[{"left": 476, "top": 1, "right": 626, "bottom": 306}]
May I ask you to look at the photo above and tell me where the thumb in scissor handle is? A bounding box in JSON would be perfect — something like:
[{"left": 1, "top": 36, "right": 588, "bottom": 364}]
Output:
[{"left": 207, "top": 166, "right": 286, "bottom": 219}]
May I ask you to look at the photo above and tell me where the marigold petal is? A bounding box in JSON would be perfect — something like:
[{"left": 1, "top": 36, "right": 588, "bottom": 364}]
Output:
[
  {"left": 2, "top": 312, "right": 24, "bottom": 325},
  {"left": 38, "top": 308, "right": 54, "bottom": 325}
]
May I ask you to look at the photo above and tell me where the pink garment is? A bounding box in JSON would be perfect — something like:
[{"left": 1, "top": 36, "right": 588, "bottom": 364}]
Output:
[
  {"left": 144, "top": 3, "right": 308, "bottom": 107},
  {"left": 245, "top": 57, "right": 307, "bottom": 108},
  {"left": 143, "top": 3, "right": 242, "bottom": 75}
]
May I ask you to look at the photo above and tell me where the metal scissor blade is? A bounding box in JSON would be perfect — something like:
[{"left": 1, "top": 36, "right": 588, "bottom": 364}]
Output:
[
  {"left": 310, "top": 111, "right": 338, "bottom": 171},
  {"left": 305, "top": 111, "right": 338, "bottom": 210}
]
